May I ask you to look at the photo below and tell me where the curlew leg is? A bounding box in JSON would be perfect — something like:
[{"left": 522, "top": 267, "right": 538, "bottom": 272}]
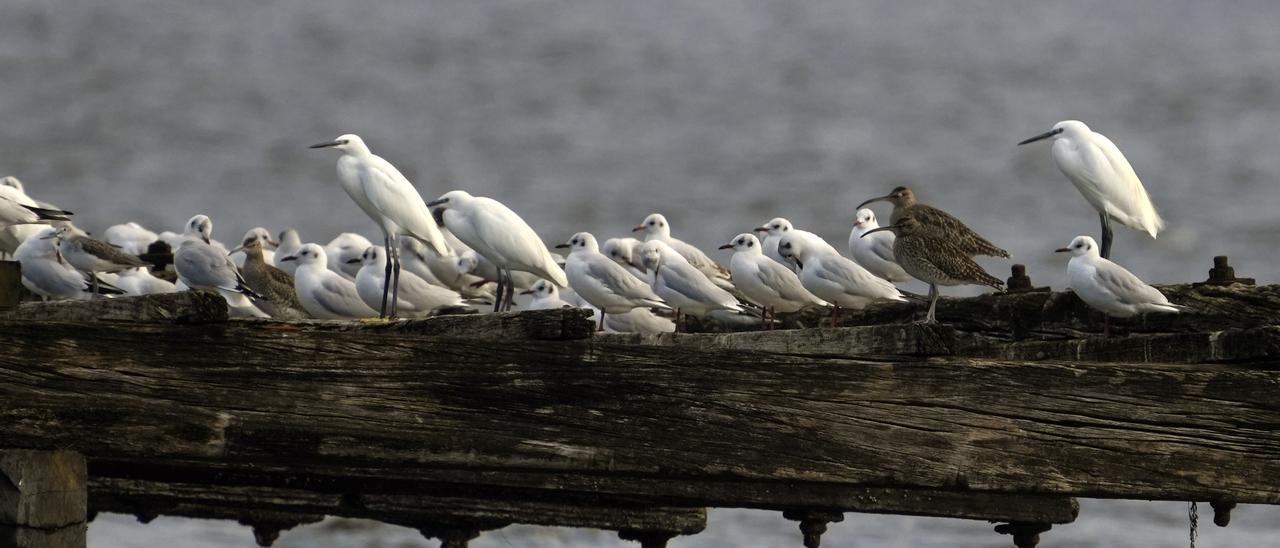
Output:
[
  {"left": 598, "top": 311, "right": 606, "bottom": 331},
  {"left": 1099, "top": 212, "right": 1114, "bottom": 259},
  {"left": 389, "top": 241, "right": 402, "bottom": 319},
  {"left": 925, "top": 284, "right": 939, "bottom": 323},
  {"left": 380, "top": 235, "right": 392, "bottom": 318}
]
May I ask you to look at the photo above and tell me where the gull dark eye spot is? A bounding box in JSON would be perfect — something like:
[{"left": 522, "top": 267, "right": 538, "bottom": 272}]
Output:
[{"left": 746, "top": 241, "right": 753, "bottom": 247}]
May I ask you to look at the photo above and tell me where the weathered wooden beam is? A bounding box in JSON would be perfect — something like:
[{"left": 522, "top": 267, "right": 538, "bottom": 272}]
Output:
[
  {"left": 1, "top": 310, "right": 1276, "bottom": 508},
  {"left": 87, "top": 477, "right": 707, "bottom": 539},
  {"left": 0, "top": 450, "right": 86, "bottom": 548},
  {"left": 0, "top": 290, "right": 227, "bottom": 324},
  {"left": 0, "top": 262, "right": 20, "bottom": 309}
]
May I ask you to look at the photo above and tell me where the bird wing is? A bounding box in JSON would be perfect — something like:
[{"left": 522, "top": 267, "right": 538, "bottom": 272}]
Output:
[
  {"left": 813, "top": 255, "right": 898, "bottom": 299},
  {"left": 1094, "top": 262, "right": 1168, "bottom": 306},
  {"left": 868, "top": 232, "right": 897, "bottom": 264},
  {"left": 586, "top": 255, "right": 662, "bottom": 302},
  {"left": 662, "top": 262, "right": 735, "bottom": 306},
  {"left": 471, "top": 198, "right": 567, "bottom": 286},
  {"left": 316, "top": 276, "right": 376, "bottom": 317},
  {"left": 78, "top": 237, "right": 147, "bottom": 268},
  {"left": 358, "top": 156, "right": 448, "bottom": 255},
  {"left": 1089, "top": 132, "right": 1164, "bottom": 236},
  {"left": 757, "top": 259, "right": 816, "bottom": 303},
  {"left": 909, "top": 204, "right": 1009, "bottom": 258}
]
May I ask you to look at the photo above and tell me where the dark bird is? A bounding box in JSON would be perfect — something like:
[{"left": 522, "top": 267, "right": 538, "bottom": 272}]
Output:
[
  {"left": 858, "top": 186, "right": 1010, "bottom": 259},
  {"left": 863, "top": 215, "right": 1004, "bottom": 323},
  {"left": 231, "top": 234, "right": 310, "bottom": 320}
]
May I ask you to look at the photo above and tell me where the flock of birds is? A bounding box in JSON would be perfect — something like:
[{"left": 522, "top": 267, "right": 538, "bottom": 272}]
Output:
[{"left": 0, "top": 120, "right": 1184, "bottom": 333}]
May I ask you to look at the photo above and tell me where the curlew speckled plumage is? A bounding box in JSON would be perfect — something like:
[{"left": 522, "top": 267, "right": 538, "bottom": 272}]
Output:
[
  {"left": 859, "top": 186, "right": 1010, "bottom": 259},
  {"left": 864, "top": 215, "right": 1003, "bottom": 323},
  {"left": 233, "top": 235, "right": 309, "bottom": 320}
]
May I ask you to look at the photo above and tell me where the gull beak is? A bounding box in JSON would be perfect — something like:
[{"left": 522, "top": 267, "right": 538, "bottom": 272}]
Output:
[
  {"left": 201, "top": 235, "right": 211, "bottom": 244},
  {"left": 1017, "top": 127, "right": 1063, "bottom": 146},
  {"left": 279, "top": 255, "right": 297, "bottom": 262},
  {"left": 345, "top": 258, "right": 362, "bottom": 264},
  {"left": 717, "top": 243, "right": 733, "bottom": 250},
  {"left": 554, "top": 243, "right": 571, "bottom": 249},
  {"left": 518, "top": 289, "right": 534, "bottom": 295},
  {"left": 861, "top": 226, "right": 892, "bottom": 238},
  {"left": 308, "top": 140, "right": 341, "bottom": 149},
  {"left": 856, "top": 195, "right": 892, "bottom": 209},
  {"left": 794, "top": 259, "right": 803, "bottom": 269},
  {"left": 1054, "top": 247, "right": 1071, "bottom": 253},
  {"left": 752, "top": 226, "right": 768, "bottom": 233},
  {"left": 631, "top": 225, "right": 645, "bottom": 233},
  {"left": 426, "top": 197, "right": 449, "bottom": 207}
]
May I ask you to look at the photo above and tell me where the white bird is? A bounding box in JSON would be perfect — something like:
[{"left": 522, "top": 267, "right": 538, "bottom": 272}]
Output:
[
  {"left": 0, "top": 194, "right": 71, "bottom": 228},
  {"left": 114, "top": 267, "right": 178, "bottom": 296},
  {"left": 0, "top": 180, "right": 72, "bottom": 257},
  {"left": 179, "top": 215, "right": 231, "bottom": 256},
  {"left": 275, "top": 228, "right": 303, "bottom": 275},
  {"left": 603, "top": 308, "right": 676, "bottom": 334},
  {"left": 556, "top": 232, "right": 667, "bottom": 330},
  {"left": 104, "top": 222, "right": 158, "bottom": 256},
  {"left": 633, "top": 213, "right": 733, "bottom": 289},
  {"left": 1056, "top": 235, "right": 1180, "bottom": 334},
  {"left": 848, "top": 208, "right": 912, "bottom": 283},
  {"left": 14, "top": 227, "right": 109, "bottom": 300},
  {"left": 57, "top": 230, "right": 149, "bottom": 297},
  {"left": 354, "top": 245, "right": 463, "bottom": 317},
  {"left": 324, "top": 233, "right": 373, "bottom": 280},
  {"left": 601, "top": 237, "right": 648, "bottom": 281},
  {"left": 520, "top": 279, "right": 576, "bottom": 310},
  {"left": 174, "top": 214, "right": 266, "bottom": 318},
  {"left": 754, "top": 217, "right": 837, "bottom": 270},
  {"left": 280, "top": 243, "right": 378, "bottom": 319},
  {"left": 719, "top": 233, "right": 824, "bottom": 328},
  {"left": 1019, "top": 120, "right": 1164, "bottom": 259},
  {"left": 427, "top": 190, "right": 567, "bottom": 312},
  {"left": 399, "top": 236, "right": 494, "bottom": 301},
  {"left": 310, "top": 134, "right": 448, "bottom": 318},
  {"left": 231, "top": 227, "right": 277, "bottom": 267},
  {"left": 640, "top": 240, "right": 741, "bottom": 330},
  {"left": 455, "top": 249, "right": 538, "bottom": 292},
  {"left": 778, "top": 233, "right": 904, "bottom": 327}
]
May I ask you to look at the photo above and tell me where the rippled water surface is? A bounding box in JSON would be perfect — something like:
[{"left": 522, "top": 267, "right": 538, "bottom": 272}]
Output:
[{"left": 4, "top": 1, "right": 1278, "bottom": 546}]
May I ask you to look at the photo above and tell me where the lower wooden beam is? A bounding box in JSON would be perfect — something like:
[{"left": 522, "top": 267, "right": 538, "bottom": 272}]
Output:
[{"left": 0, "top": 450, "right": 86, "bottom": 548}]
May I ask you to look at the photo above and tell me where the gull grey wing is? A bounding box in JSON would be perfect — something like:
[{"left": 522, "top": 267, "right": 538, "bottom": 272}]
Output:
[
  {"left": 317, "top": 277, "right": 371, "bottom": 317},
  {"left": 870, "top": 233, "right": 897, "bottom": 263},
  {"left": 1096, "top": 263, "right": 1166, "bottom": 305},
  {"left": 587, "top": 255, "right": 659, "bottom": 300},
  {"left": 757, "top": 259, "right": 810, "bottom": 301},
  {"left": 663, "top": 263, "right": 731, "bottom": 303}
]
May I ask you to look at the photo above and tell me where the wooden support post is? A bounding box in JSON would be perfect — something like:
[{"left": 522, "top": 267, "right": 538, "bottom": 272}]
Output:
[
  {"left": 0, "top": 450, "right": 87, "bottom": 548},
  {"left": 0, "top": 262, "right": 20, "bottom": 308}
]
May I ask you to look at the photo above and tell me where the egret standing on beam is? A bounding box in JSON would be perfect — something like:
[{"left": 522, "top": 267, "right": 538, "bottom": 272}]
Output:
[
  {"left": 310, "top": 134, "right": 448, "bottom": 318},
  {"left": 1018, "top": 120, "right": 1164, "bottom": 259}
]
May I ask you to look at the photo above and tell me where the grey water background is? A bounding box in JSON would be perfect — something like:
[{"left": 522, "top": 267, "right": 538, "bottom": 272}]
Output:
[{"left": 3, "top": 0, "right": 1278, "bottom": 545}]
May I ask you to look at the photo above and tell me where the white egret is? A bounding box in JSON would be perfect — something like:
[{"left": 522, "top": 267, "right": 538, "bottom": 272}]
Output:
[
  {"left": 310, "top": 133, "right": 448, "bottom": 318},
  {"left": 427, "top": 190, "right": 567, "bottom": 312},
  {"left": 1019, "top": 120, "right": 1163, "bottom": 258}
]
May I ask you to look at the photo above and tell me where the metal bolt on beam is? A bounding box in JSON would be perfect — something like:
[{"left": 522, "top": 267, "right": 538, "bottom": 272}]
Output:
[
  {"left": 1005, "top": 264, "right": 1048, "bottom": 293},
  {"left": 1210, "top": 500, "right": 1237, "bottom": 527},
  {"left": 994, "top": 522, "right": 1051, "bottom": 548},
  {"left": 1201, "top": 256, "right": 1255, "bottom": 286},
  {"left": 618, "top": 529, "right": 678, "bottom": 548},
  {"left": 782, "top": 509, "right": 844, "bottom": 548}
]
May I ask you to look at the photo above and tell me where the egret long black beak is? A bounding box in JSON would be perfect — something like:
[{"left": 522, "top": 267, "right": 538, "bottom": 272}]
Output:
[
  {"left": 856, "top": 195, "right": 892, "bottom": 210},
  {"left": 631, "top": 225, "right": 645, "bottom": 233},
  {"left": 1054, "top": 247, "right": 1071, "bottom": 253},
  {"left": 308, "top": 140, "right": 341, "bottom": 149},
  {"left": 717, "top": 243, "right": 733, "bottom": 250},
  {"left": 554, "top": 243, "right": 571, "bottom": 249},
  {"left": 752, "top": 226, "right": 768, "bottom": 233},
  {"left": 861, "top": 226, "right": 892, "bottom": 238},
  {"left": 279, "top": 255, "right": 297, "bottom": 262},
  {"left": 426, "top": 197, "right": 449, "bottom": 207},
  {"left": 1017, "top": 127, "right": 1063, "bottom": 146},
  {"left": 345, "top": 258, "right": 362, "bottom": 264}
]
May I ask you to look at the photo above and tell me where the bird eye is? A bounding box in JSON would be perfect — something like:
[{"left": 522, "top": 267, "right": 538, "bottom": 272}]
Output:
[
  {"left": 782, "top": 242, "right": 790, "bottom": 249},
  {"left": 746, "top": 241, "right": 753, "bottom": 247}
]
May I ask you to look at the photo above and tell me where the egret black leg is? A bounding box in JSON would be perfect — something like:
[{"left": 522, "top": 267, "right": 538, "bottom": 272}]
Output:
[
  {"left": 1099, "top": 212, "right": 1114, "bottom": 259},
  {"left": 492, "top": 269, "right": 505, "bottom": 313},
  {"left": 503, "top": 269, "right": 516, "bottom": 311},
  {"left": 380, "top": 235, "right": 393, "bottom": 318},
  {"left": 389, "top": 242, "right": 402, "bottom": 319}
]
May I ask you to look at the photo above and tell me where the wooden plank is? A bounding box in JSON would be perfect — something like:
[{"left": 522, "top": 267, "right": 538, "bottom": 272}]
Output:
[
  {"left": 0, "top": 317, "right": 1276, "bottom": 507},
  {"left": 0, "top": 262, "right": 20, "bottom": 309},
  {"left": 88, "top": 477, "right": 707, "bottom": 535},
  {"left": 0, "top": 450, "right": 86, "bottom": 548},
  {"left": 0, "top": 290, "right": 227, "bottom": 324}
]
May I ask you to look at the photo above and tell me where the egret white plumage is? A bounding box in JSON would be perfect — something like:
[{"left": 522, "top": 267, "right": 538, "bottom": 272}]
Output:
[
  {"left": 310, "top": 133, "right": 448, "bottom": 318},
  {"left": 280, "top": 243, "right": 378, "bottom": 319},
  {"left": 427, "top": 190, "right": 567, "bottom": 312},
  {"left": 848, "top": 208, "right": 911, "bottom": 283},
  {"left": 1019, "top": 120, "right": 1164, "bottom": 259},
  {"left": 557, "top": 231, "right": 667, "bottom": 330},
  {"left": 719, "top": 233, "right": 824, "bottom": 328},
  {"left": 1056, "top": 235, "right": 1180, "bottom": 335}
]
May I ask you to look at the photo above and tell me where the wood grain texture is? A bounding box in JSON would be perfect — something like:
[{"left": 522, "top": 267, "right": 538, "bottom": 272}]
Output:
[
  {"left": 0, "top": 450, "right": 86, "bottom": 529},
  {"left": 0, "top": 289, "right": 227, "bottom": 323},
  {"left": 0, "top": 310, "right": 1276, "bottom": 508}
]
